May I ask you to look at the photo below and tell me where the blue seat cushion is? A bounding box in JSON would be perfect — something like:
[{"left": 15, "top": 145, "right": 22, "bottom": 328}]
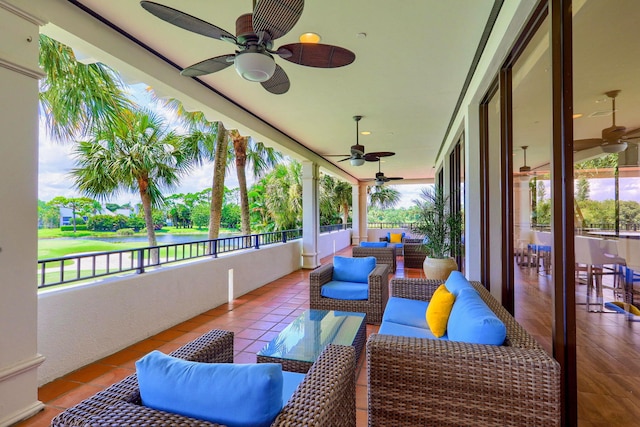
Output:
[
  {"left": 444, "top": 271, "right": 476, "bottom": 297},
  {"left": 136, "top": 351, "right": 283, "bottom": 427},
  {"left": 282, "top": 371, "right": 305, "bottom": 403},
  {"left": 321, "top": 280, "right": 369, "bottom": 300},
  {"left": 447, "top": 288, "right": 506, "bottom": 345},
  {"left": 360, "top": 241, "right": 388, "bottom": 248},
  {"left": 379, "top": 321, "right": 444, "bottom": 339},
  {"left": 382, "top": 297, "right": 429, "bottom": 329},
  {"left": 333, "top": 256, "right": 376, "bottom": 283}
]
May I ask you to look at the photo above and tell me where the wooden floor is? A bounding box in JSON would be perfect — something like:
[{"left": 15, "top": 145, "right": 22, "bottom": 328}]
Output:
[{"left": 16, "top": 247, "right": 640, "bottom": 426}]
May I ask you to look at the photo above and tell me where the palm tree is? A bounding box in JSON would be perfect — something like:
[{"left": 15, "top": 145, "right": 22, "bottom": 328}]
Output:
[
  {"left": 264, "top": 161, "right": 302, "bottom": 230},
  {"left": 333, "top": 181, "right": 352, "bottom": 225},
  {"left": 369, "top": 185, "right": 401, "bottom": 209},
  {"left": 38, "top": 34, "right": 131, "bottom": 141},
  {"left": 71, "top": 107, "right": 189, "bottom": 249},
  {"left": 230, "top": 131, "right": 283, "bottom": 235}
]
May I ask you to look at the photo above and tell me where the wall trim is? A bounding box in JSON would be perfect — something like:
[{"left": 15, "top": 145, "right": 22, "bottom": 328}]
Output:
[
  {"left": 0, "top": 401, "right": 45, "bottom": 427},
  {"left": 0, "top": 58, "right": 45, "bottom": 79},
  {"left": 0, "top": 353, "right": 45, "bottom": 382},
  {"left": 0, "top": 1, "right": 46, "bottom": 26}
]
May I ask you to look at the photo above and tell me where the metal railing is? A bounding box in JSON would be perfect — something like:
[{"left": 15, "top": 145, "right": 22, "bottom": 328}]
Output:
[
  {"left": 367, "top": 222, "right": 416, "bottom": 229},
  {"left": 319, "top": 223, "right": 352, "bottom": 233},
  {"left": 38, "top": 228, "right": 306, "bottom": 289}
]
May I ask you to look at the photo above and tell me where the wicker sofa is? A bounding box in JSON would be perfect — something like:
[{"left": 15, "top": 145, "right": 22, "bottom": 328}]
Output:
[
  {"left": 367, "top": 278, "right": 561, "bottom": 426},
  {"left": 352, "top": 245, "right": 397, "bottom": 272},
  {"left": 51, "top": 329, "right": 356, "bottom": 427},
  {"left": 310, "top": 262, "right": 390, "bottom": 324}
]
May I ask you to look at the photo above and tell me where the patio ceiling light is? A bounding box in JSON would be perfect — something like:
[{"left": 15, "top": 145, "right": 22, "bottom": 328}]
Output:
[
  {"left": 299, "top": 32, "right": 321, "bottom": 43},
  {"left": 234, "top": 51, "right": 276, "bottom": 82}
]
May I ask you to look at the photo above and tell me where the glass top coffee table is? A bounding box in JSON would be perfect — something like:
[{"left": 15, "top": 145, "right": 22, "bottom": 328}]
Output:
[{"left": 257, "top": 309, "right": 366, "bottom": 373}]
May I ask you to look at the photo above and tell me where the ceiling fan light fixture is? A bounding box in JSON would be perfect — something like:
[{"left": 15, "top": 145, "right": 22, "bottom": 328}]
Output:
[
  {"left": 299, "top": 32, "right": 321, "bottom": 43},
  {"left": 602, "top": 141, "right": 628, "bottom": 153},
  {"left": 350, "top": 158, "right": 365, "bottom": 166},
  {"left": 234, "top": 51, "right": 276, "bottom": 82}
]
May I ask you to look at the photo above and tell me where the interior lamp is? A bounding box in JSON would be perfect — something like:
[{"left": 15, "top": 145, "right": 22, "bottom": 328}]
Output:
[
  {"left": 234, "top": 51, "right": 276, "bottom": 82},
  {"left": 602, "top": 141, "right": 628, "bottom": 153},
  {"left": 350, "top": 158, "right": 365, "bottom": 166}
]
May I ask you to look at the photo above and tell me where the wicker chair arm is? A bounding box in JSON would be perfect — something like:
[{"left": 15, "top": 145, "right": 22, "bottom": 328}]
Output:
[
  {"left": 274, "top": 344, "right": 356, "bottom": 426},
  {"left": 50, "top": 330, "right": 234, "bottom": 427},
  {"left": 369, "top": 263, "right": 390, "bottom": 310},
  {"left": 85, "top": 400, "right": 221, "bottom": 426},
  {"left": 367, "top": 334, "right": 561, "bottom": 426}
]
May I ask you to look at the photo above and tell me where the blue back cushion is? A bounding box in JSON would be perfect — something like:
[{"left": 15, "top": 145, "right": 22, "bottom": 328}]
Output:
[
  {"left": 136, "top": 351, "right": 283, "bottom": 427},
  {"left": 333, "top": 256, "right": 376, "bottom": 283},
  {"left": 382, "top": 297, "right": 429, "bottom": 329},
  {"left": 444, "top": 271, "right": 475, "bottom": 297},
  {"left": 447, "top": 288, "right": 507, "bottom": 345},
  {"left": 360, "top": 241, "right": 388, "bottom": 248}
]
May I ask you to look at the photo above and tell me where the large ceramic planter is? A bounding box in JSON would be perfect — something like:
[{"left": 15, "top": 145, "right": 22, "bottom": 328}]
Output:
[{"left": 423, "top": 257, "right": 458, "bottom": 280}]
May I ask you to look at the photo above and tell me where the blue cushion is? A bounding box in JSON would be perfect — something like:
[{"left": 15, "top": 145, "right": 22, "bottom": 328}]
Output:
[
  {"left": 379, "top": 321, "right": 444, "bottom": 339},
  {"left": 321, "top": 280, "right": 368, "bottom": 300},
  {"left": 360, "top": 241, "right": 388, "bottom": 248},
  {"left": 444, "top": 271, "right": 476, "bottom": 297},
  {"left": 282, "top": 371, "right": 305, "bottom": 403},
  {"left": 136, "top": 351, "right": 283, "bottom": 427},
  {"left": 382, "top": 297, "right": 429, "bottom": 329},
  {"left": 333, "top": 256, "right": 376, "bottom": 283},
  {"left": 447, "top": 288, "right": 506, "bottom": 345}
]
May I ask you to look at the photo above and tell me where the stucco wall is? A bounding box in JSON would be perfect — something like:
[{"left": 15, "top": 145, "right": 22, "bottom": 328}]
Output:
[
  {"left": 36, "top": 231, "right": 353, "bottom": 386},
  {"left": 37, "top": 241, "right": 302, "bottom": 385}
]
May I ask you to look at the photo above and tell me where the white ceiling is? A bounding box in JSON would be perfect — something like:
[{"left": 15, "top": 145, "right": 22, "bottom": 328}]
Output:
[{"left": 67, "top": 0, "right": 497, "bottom": 183}]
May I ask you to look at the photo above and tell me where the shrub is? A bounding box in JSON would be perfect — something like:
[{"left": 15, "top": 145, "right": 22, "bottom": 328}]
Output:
[{"left": 116, "top": 228, "right": 135, "bottom": 236}]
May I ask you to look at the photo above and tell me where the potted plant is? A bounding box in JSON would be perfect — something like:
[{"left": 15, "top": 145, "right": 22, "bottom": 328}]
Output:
[{"left": 411, "top": 185, "right": 463, "bottom": 280}]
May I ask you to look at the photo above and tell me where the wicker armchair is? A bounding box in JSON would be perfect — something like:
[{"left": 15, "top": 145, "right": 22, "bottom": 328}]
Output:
[
  {"left": 352, "top": 245, "right": 397, "bottom": 272},
  {"left": 310, "top": 263, "right": 390, "bottom": 324},
  {"left": 367, "top": 278, "right": 561, "bottom": 426},
  {"left": 402, "top": 238, "right": 427, "bottom": 268},
  {"left": 51, "top": 330, "right": 357, "bottom": 427}
]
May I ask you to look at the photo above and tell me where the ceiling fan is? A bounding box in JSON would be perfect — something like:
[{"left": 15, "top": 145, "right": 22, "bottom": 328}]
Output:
[
  {"left": 140, "top": 0, "right": 356, "bottom": 94},
  {"left": 325, "top": 116, "right": 395, "bottom": 166},
  {"left": 364, "top": 158, "right": 403, "bottom": 186},
  {"left": 575, "top": 90, "right": 640, "bottom": 154}
]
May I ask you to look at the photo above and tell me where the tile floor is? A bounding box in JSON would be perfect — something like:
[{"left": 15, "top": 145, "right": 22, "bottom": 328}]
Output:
[{"left": 17, "top": 247, "right": 424, "bottom": 427}]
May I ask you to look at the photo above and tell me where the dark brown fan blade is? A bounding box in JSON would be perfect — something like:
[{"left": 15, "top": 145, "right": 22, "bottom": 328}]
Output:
[
  {"left": 140, "top": 1, "right": 235, "bottom": 42},
  {"left": 278, "top": 43, "right": 356, "bottom": 68},
  {"left": 573, "top": 138, "right": 603, "bottom": 151},
  {"left": 363, "top": 152, "right": 395, "bottom": 161},
  {"left": 337, "top": 157, "right": 352, "bottom": 162},
  {"left": 623, "top": 127, "right": 640, "bottom": 139},
  {"left": 261, "top": 64, "right": 290, "bottom": 94},
  {"left": 253, "top": 0, "right": 304, "bottom": 41},
  {"left": 387, "top": 177, "right": 403, "bottom": 180},
  {"left": 181, "top": 55, "right": 235, "bottom": 77}
]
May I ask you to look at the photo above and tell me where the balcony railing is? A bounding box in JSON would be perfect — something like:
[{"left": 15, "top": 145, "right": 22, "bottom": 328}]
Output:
[{"left": 38, "top": 228, "right": 305, "bottom": 289}]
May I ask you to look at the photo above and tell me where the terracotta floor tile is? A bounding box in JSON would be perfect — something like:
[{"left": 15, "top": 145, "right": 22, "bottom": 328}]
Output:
[
  {"left": 250, "top": 320, "right": 278, "bottom": 331},
  {"left": 38, "top": 379, "right": 80, "bottom": 403},
  {"left": 99, "top": 349, "right": 145, "bottom": 366},
  {"left": 356, "top": 384, "right": 368, "bottom": 410},
  {"left": 171, "top": 331, "right": 208, "bottom": 344},
  {"left": 89, "top": 367, "right": 135, "bottom": 387},
  {"left": 244, "top": 340, "right": 269, "bottom": 354},
  {"left": 156, "top": 341, "right": 184, "bottom": 354},
  {"left": 48, "top": 383, "right": 105, "bottom": 409},
  {"left": 356, "top": 408, "right": 368, "bottom": 427},
  {"left": 236, "top": 328, "right": 268, "bottom": 340},
  {"left": 233, "top": 337, "right": 254, "bottom": 352},
  {"left": 150, "top": 329, "right": 185, "bottom": 342},
  {"left": 62, "top": 363, "right": 113, "bottom": 383},
  {"left": 261, "top": 313, "right": 287, "bottom": 323},
  {"left": 234, "top": 351, "right": 257, "bottom": 364},
  {"left": 126, "top": 339, "right": 164, "bottom": 354}
]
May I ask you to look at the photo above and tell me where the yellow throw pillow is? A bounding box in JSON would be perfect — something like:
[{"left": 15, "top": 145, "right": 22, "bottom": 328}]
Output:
[
  {"left": 390, "top": 233, "right": 403, "bottom": 243},
  {"left": 426, "top": 284, "right": 456, "bottom": 338}
]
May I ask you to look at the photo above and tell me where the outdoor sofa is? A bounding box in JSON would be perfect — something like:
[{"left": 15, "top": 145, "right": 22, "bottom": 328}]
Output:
[
  {"left": 367, "top": 272, "right": 561, "bottom": 426},
  {"left": 51, "top": 329, "right": 356, "bottom": 426}
]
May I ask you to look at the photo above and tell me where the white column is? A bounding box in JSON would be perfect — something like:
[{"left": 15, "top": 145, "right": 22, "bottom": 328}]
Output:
[
  {"left": 465, "top": 105, "right": 482, "bottom": 280},
  {"left": 301, "top": 161, "right": 320, "bottom": 269},
  {"left": 358, "top": 183, "right": 369, "bottom": 242},
  {"left": 0, "top": 3, "right": 46, "bottom": 425},
  {"left": 351, "top": 184, "right": 361, "bottom": 244}
]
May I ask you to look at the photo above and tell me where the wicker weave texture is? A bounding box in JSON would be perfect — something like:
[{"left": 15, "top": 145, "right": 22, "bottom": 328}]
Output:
[
  {"left": 367, "top": 278, "right": 561, "bottom": 426},
  {"left": 51, "top": 330, "right": 356, "bottom": 427},
  {"left": 309, "top": 263, "right": 390, "bottom": 324},
  {"left": 403, "top": 241, "right": 427, "bottom": 269},
  {"left": 352, "top": 246, "right": 397, "bottom": 272}
]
